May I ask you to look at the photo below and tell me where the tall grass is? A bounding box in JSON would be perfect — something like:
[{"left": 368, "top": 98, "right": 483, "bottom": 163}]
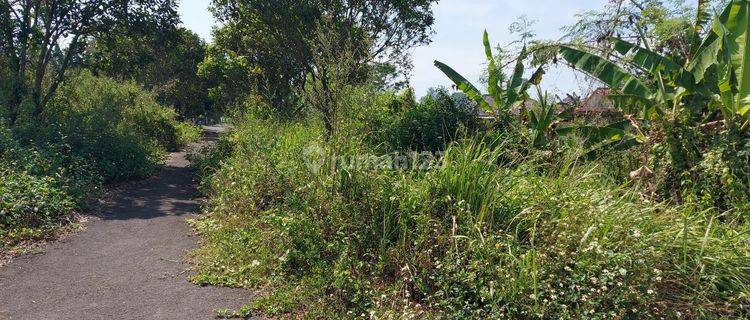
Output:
[{"left": 191, "top": 112, "right": 749, "bottom": 318}]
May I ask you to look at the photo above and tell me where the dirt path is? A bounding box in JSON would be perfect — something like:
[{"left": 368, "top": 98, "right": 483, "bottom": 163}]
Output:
[{"left": 0, "top": 127, "right": 251, "bottom": 320}]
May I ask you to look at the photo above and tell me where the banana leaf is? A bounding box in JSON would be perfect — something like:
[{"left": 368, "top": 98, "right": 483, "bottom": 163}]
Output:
[
  {"left": 559, "top": 45, "right": 653, "bottom": 99},
  {"left": 505, "top": 46, "right": 528, "bottom": 109},
  {"left": 557, "top": 119, "right": 631, "bottom": 147},
  {"left": 484, "top": 31, "right": 502, "bottom": 107},
  {"left": 723, "top": 0, "right": 750, "bottom": 120},
  {"left": 611, "top": 38, "right": 681, "bottom": 74},
  {"left": 690, "top": 0, "right": 714, "bottom": 56},
  {"left": 688, "top": 3, "right": 732, "bottom": 83},
  {"left": 434, "top": 60, "right": 490, "bottom": 110}
]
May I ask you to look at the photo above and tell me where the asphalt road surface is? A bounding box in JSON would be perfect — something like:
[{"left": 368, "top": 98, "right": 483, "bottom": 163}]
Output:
[{"left": 0, "top": 127, "right": 251, "bottom": 320}]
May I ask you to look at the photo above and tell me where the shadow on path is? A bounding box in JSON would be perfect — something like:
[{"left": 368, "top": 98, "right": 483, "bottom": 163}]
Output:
[{"left": 0, "top": 126, "right": 254, "bottom": 320}]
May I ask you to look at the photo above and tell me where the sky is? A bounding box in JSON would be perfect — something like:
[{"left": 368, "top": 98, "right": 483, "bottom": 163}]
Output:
[{"left": 178, "top": 0, "right": 609, "bottom": 98}]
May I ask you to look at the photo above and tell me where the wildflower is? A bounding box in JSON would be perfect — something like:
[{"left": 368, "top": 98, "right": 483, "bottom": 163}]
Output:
[{"left": 619, "top": 268, "right": 627, "bottom": 276}]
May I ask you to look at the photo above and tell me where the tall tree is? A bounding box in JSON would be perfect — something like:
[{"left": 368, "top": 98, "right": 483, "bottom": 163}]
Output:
[
  {"left": 0, "top": 0, "right": 179, "bottom": 123},
  {"left": 205, "top": 0, "right": 438, "bottom": 113},
  {"left": 86, "top": 27, "right": 212, "bottom": 117},
  {"left": 562, "top": 0, "right": 707, "bottom": 59}
]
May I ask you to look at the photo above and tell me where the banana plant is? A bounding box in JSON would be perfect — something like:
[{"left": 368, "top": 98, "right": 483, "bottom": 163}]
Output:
[
  {"left": 558, "top": 0, "right": 750, "bottom": 130},
  {"left": 556, "top": 0, "right": 750, "bottom": 198},
  {"left": 434, "top": 30, "right": 545, "bottom": 122},
  {"left": 527, "top": 88, "right": 560, "bottom": 147},
  {"left": 688, "top": 0, "right": 750, "bottom": 130}
]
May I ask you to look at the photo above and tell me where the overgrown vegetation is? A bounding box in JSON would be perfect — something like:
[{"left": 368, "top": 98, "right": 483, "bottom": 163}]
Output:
[
  {"left": 1, "top": 0, "right": 205, "bottom": 247},
  {"left": 193, "top": 110, "right": 748, "bottom": 318},
  {"left": 190, "top": 0, "right": 750, "bottom": 318},
  {"left": 0, "top": 71, "right": 200, "bottom": 246}
]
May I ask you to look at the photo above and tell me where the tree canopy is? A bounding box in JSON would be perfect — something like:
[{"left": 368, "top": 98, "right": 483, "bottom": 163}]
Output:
[
  {"left": 204, "top": 0, "right": 438, "bottom": 112},
  {"left": 0, "top": 0, "right": 179, "bottom": 123},
  {"left": 86, "top": 27, "right": 212, "bottom": 117}
]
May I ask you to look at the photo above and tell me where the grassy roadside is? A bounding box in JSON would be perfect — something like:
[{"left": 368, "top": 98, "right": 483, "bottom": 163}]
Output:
[{"left": 190, "top": 112, "right": 749, "bottom": 319}]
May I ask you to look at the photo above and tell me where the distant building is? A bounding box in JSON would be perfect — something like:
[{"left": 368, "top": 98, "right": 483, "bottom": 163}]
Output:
[{"left": 576, "top": 88, "right": 619, "bottom": 116}]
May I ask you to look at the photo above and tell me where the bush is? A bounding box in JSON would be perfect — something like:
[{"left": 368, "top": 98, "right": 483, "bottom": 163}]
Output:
[
  {"left": 369, "top": 88, "right": 478, "bottom": 152},
  {"left": 20, "top": 71, "right": 201, "bottom": 181},
  {"left": 191, "top": 112, "right": 750, "bottom": 318},
  {"left": 1, "top": 72, "right": 201, "bottom": 246},
  {"left": 0, "top": 171, "right": 75, "bottom": 242}
]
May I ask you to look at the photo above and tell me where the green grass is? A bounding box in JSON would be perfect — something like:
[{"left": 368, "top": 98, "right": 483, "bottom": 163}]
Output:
[{"left": 190, "top": 113, "right": 750, "bottom": 319}]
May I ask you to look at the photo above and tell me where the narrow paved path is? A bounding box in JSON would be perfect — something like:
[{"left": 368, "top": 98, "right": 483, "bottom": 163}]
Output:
[{"left": 0, "top": 127, "right": 250, "bottom": 320}]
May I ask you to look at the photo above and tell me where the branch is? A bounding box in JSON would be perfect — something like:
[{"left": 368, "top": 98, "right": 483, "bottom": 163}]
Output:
[{"left": 42, "top": 34, "right": 80, "bottom": 107}]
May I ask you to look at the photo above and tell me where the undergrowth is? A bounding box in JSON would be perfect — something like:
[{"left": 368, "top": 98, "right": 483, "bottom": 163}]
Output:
[
  {"left": 0, "top": 71, "right": 201, "bottom": 247},
  {"left": 191, "top": 112, "right": 749, "bottom": 319}
]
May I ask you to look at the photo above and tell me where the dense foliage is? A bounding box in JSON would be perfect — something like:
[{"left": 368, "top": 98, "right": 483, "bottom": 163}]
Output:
[
  {"left": 0, "top": 0, "right": 179, "bottom": 123},
  {"left": 189, "top": 1, "right": 750, "bottom": 318},
  {"left": 86, "top": 27, "right": 213, "bottom": 118},
  {"left": 202, "top": 0, "right": 438, "bottom": 113},
  {"left": 1, "top": 72, "right": 200, "bottom": 246},
  {"left": 192, "top": 109, "right": 748, "bottom": 318}
]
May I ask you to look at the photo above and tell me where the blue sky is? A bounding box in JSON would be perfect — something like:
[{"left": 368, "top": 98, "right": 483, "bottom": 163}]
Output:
[{"left": 178, "top": 0, "right": 608, "bottom": 97}]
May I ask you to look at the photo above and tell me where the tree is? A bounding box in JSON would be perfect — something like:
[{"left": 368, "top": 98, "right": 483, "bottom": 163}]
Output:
[
  {"left": 205, "top": 0, "right": 438, "bottom": 113},
  {"left": 562, "top": 0, "right": 702, "bottom": 58},
  {"left": 304, "top": 22, "right": 365, "bottom": 136},
  {"left": 86, "top": 27, "right": 212, "bottom": 118},
  {"left": 0, "top": 0, "right": 179, "bottom": 124}
]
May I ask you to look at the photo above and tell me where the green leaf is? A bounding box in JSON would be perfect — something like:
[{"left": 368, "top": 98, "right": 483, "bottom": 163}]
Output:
[
  {"left": 688, "top": 3, "right": 732, "bottom": 83},
  {"left": 557, "top": 119, "right": 630, "bottom": 147},
  {"left": 690, "top": 0, "right": 714, "bottom": 56},
  {"left": 484, "top": 31, "right": 502, "bottom": 106},
  {"left": 434, "top": 60, "right": 490, "bottom": 110},
  {"left": 513, "top": 65, "right": 547, "bottom": 110},
  {"left": 559, "top": 45, "right": 652, "bottom": 99},
  {"left": 611, "top": 38, "right": 681, "bottom": 74},
  {"left": 583, "top": 136, "right": 642, "bottom": 160},
  {"left": 505, "top": 46, "right": 528, "bottom": 110},
  {"left": 723, "top": 0, "right": 750, "bottom": 119}
]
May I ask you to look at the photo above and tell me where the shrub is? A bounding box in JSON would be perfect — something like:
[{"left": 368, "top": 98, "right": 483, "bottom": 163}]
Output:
[
  {"left": 22, "top": 71, "right": 201, "bottom": 181},
  {"left": 191, "top": 114, "right": 750, "bottom": 319},
  {"left": 369, "top": 87, "right": 477, "bottom": 152},
  {"left": 1, "top": 71, "right": 201, "bottom": 246},
  {"left": 0, "top": 170, "right": 75, "bottom": 242}
]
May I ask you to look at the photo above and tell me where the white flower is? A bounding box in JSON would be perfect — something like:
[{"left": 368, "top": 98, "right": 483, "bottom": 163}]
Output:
[{"left": 619, "top": 268, "right": 628, "bottom": 276}]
